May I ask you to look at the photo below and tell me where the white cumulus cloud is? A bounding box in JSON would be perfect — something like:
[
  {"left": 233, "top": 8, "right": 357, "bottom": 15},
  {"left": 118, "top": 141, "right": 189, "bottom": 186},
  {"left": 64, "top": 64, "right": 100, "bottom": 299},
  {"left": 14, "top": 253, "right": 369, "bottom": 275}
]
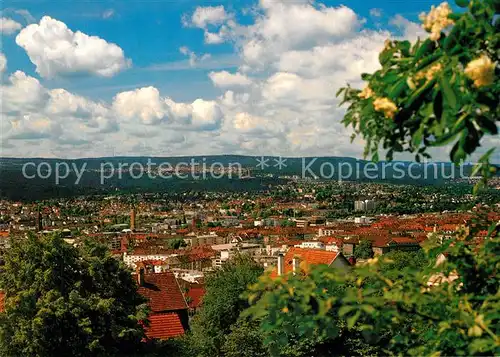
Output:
[
  {"left": 15, "top": 16, "right": 131, "bottom": 78},
  {"left": 240, "top": 3, "right": 362, "bottom": 67},
  {"left": 4, "top": 1, "right": 464, "bottom": 160},
  {"left": 113, "top": 87, "right": 168, "bottom": 125},
  {"left": 209, "top": 71, "right": 252, "bottom": 88},
  {"left": 189, "top": 5, "right": 229, "bottom": 28},
  {"left": 1, "top": 71, "right": 118, "bottom": 146},
  {"left": 0, "top": 17, "right": 23, "bottom": 35},
  {"left": 112, "top": 86, "right": 224, "bottom": 131},
  {"left": 0, "top": 53, "right": 6, "bottom": 73}
]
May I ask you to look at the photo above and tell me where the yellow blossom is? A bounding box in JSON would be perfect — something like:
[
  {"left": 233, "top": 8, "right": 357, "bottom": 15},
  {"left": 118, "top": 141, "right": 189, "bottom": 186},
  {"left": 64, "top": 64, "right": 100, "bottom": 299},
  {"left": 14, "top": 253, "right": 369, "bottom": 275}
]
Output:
[
  {"left": 464, "top": 54, "right": 496, "bottom": 87},
  {"left": 383, "top": 39, "right": 393, "bottom": 51},
  {"left": 414, "top": 71, "right": 426, "bottom": 81},
  {"left": 425, "top": 63, "right": 443, "bottom": 81},
  {"left": 414, "top": 63, "right": 443, "bottom": 83},
  {"left": 299, "top": 260, "right": 310, "bottom": 275},
  {"left": 282, "top": 307, "right": 289, "bottom": 313},
  {"left": 468, "top": 325, "right": 483, "bottom": 337},
  {"left": 420, "top": 2, "right": 454, "bottom": 41},
  {"left": 373, "top": 98, "right": 398, "bottom": 119},
  {"left": 358, "top": 86, "right": 375, "bottom": 99},
  {"left": 366, "top": 257, "right": 379, "bottom": 266}
]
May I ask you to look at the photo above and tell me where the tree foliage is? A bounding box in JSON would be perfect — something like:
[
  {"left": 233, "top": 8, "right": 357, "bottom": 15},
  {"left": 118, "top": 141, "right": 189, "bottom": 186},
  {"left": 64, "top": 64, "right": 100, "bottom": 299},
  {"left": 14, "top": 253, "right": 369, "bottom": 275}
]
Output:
[
  {"left": 0, "top": 234, "right": 148, "bottom": 357},
  {"left": 244, "top": 209, "right": 500, "bottom": 356},
  {"left": 354, "top": 239, "right": 374, "bottom": 259},
  {"left": 185, "top": 254, "right": 264, "bottom": 357},
  {"left": 338, "top": 0, "right": 499, "bottom": 185},
  {"left": 221, "top": 318, "right": 269, "bottom": 357},
  {"left": 167, "top": 238, "right": 187, "bottom": 249}
]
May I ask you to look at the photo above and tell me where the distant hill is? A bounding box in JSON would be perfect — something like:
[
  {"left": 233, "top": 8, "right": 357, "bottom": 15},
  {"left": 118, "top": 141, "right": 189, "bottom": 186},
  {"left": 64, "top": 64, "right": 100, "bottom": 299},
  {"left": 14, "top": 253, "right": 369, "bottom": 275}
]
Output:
[{"left": 0, "top": 155, "right": 479, "bottom": 201}]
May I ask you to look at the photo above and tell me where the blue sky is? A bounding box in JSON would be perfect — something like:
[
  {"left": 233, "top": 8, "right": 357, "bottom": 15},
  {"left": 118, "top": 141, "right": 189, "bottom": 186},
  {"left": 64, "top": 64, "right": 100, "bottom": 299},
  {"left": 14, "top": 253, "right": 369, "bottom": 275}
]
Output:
[
  {"left": 1, "top": 0, "right": 496, "bottom": 160},
  {"left": 3, "top": 0, "right": 436, "bottom": 100}
]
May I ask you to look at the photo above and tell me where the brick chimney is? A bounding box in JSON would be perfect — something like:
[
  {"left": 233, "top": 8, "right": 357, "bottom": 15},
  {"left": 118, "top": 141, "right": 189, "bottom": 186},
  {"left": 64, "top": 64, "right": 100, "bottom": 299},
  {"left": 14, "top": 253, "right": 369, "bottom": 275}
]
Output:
[
  {"left": 137, "top": 267, "right": 145, "bottom": 286},
  {"left": 277, "top": 252, "right": 285, "bottom": 276},
  {"left": 292, "top": 256, "right": 300, "bottom": 275},
  {"left": 130, "top": 208, "right": 136, "bottom": 231}
]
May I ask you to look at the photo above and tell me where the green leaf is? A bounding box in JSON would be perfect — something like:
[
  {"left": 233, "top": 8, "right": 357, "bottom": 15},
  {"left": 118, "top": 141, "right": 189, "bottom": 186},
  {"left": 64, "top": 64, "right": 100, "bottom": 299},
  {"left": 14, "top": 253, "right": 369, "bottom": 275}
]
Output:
[
  {"left": 339, "top": 305, "right": 356, "bottom": 317},
  {"left": 443, "top": 21, "right": 461, "bottom": 50},
  {"left": 464, "top": 121, "right": 480, "bottom": 154},
  {"left": 379, "top": 49, "right": 395, "bottom": 66},
  {"left": 388, "top": 79, "right": 408, "bottom": 100},
  {"left": 414, "top": 39, "right": 435, "bottom": 62},
  {"left": 475, "top": 116, "right": 498, "bottom": 135},
  {"left": 478, "top": 147, "right": 496, "bottom": 163},
  {"left": 412, "top": 124, "right": 425, "bottom": 148},
  {"left": 415, "top": 54, "right": 441, "bottom": 72},
  {"left": 439, "top": 75, "right": 457, "bottom": 110},
  {"left": 386, "top": 149, "right": 394, "bottom": 161},
  {"left": 398, "top": 40, "right": 411, "bottom": 56},
  {"left": 487, "top": 220, "right": 498, "bottom": 237},
  {"left": 347, "top": 311, "right": 361, "bottom": 329},
  {"left": 450, "top": 129, "right": 468, "bottom": 163},
  {"left": 405, "top": 79, "right": 436, "bottom": 110},
  {"left": 360, "top": 305, "right": 376, "bottom": 314},
  {"left": 455, "top": 0, "right": 469, "bottom": 8},
  {"left": 382, "top": 72, "right": 400, "bottom": 85},
  {"left": 433, "top": 91, "right": 443, "bottom": 120}
]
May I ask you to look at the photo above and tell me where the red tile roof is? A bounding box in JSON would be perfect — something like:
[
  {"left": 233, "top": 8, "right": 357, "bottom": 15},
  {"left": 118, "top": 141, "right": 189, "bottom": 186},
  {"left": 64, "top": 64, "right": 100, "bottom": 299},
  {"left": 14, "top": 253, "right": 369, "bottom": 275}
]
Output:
[
  {"left": 144, "top": 313, "right": 185, "bottom": 340},
  {"left": 137, "top": 272, "right": 188, "bottom": 313},
  {"left": 270, "top": 247, "right": 340, "bottom": 278},
  {"left": 389, "top": 237, "right": 419, "bottom": 245},
  {"left": 186, "top": 284, "right": 205, "bottom": 309}
]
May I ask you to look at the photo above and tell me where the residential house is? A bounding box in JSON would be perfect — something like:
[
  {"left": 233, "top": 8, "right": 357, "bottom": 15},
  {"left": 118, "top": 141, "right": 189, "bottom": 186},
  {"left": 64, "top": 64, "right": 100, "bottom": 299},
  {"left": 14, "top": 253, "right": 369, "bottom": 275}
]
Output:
[
  {"left": 136, "top": 270, "right": 189, "bottom": 340},
  {"left": 178, "top": 280, "right": 206, "bottom": 316},
  {"left": 271, "top": 247, "right": 351, "bottom": 278},
  {"left": 372, "top": 237, "right": 421, "bottom": 255},
  {"left": 294, "top": 241, "right": 325, "bottom": 250}
]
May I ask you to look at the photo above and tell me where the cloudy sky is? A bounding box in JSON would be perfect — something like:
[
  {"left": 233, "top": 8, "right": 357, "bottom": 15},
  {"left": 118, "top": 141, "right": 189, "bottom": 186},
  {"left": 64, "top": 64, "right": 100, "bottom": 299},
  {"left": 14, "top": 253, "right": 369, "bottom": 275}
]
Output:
[{"left": 0, "top": 0, "right": 497, "bottom": 160}]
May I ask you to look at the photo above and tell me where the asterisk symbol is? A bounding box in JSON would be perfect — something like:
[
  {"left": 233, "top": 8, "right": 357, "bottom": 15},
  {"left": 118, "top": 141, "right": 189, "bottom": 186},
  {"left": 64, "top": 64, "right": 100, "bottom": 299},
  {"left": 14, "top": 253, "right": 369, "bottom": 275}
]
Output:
[
  {"left": 274, "top": 156, "right": 287, "bottom": 170},
  {"left": 255, "top": 156, "right": 269, "bottom": 170}
]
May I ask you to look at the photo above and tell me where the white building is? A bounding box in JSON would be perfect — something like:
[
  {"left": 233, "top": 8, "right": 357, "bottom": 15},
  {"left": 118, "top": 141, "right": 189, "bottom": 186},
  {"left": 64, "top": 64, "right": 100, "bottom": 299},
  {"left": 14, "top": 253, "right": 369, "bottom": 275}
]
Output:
[
  {"left": 293, "top": 241, "right": 325, "bottom": 250},
  {"left": 326, "top": 244, "right": 340, "bottom": 252},
  {"left": 354, "top": 216, "right": 372, "bottom": 224},
  {"left": 354, "top": 200, "right": 378, "bottom": 212},
  {"left": 123, "top": 252, "right": 178, "bottom": 269},
  {"left": 211, "top": 242, "right": 262, "bottom": 268},
  {"left": 172, "top": 269, "right": 204, "bottom": 283},
  {"left": 318, "top": 228, "right": 336, "bottom": 237}
]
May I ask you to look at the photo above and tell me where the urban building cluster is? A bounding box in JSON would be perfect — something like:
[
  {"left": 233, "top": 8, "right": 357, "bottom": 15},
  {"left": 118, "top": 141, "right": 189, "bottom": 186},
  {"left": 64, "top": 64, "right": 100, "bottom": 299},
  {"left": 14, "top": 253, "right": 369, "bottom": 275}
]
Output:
[{"left": 0, "top": 181, "right": 498, "bottom": 340}]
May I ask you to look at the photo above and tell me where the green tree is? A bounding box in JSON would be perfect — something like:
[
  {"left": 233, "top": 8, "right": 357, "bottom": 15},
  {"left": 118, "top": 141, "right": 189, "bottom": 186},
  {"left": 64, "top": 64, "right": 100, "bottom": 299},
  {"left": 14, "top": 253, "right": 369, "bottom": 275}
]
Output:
[
  {"left": 0, "top": 233, "right": 148, "bottom": 357},
  {"left": 338, "top": 0, "right": 499, "bottom": 188},
  {"left": 186, "top": 254, "right": 263, "bottom": 357},
  {"left": 221, "top": 319, "right": 268, "bottom": 357},
  {"left": 167, "top": 238, "right": 187, "bottom": 249},
  {"left": 353, "top": 239, "right": 374, "bottom": 259},
  {"left": 379, "top": 249, "right": 428, "bottom": 275}
]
